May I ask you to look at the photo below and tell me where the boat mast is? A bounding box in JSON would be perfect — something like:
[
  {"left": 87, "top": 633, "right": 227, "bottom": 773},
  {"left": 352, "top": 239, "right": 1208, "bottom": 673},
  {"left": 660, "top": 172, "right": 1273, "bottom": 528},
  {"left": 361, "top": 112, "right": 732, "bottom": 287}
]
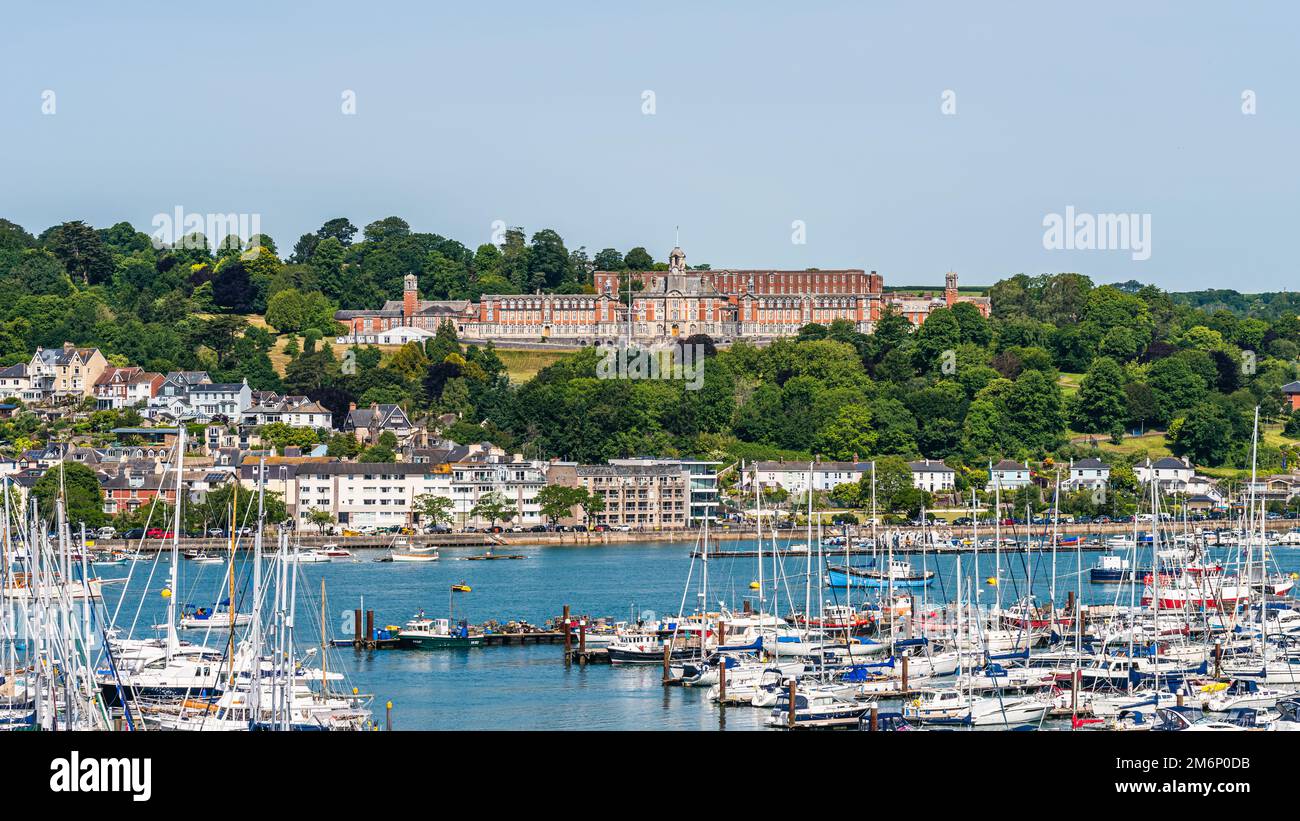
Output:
[
  {"left": 993, "top": 464, "right": 1002, "bottom": 613},
  {"left": 167, "top": 426, "right": 185, "bottom": 657},
  {"left": 251, "top": 455, "right": 265, "bottom": 724}
]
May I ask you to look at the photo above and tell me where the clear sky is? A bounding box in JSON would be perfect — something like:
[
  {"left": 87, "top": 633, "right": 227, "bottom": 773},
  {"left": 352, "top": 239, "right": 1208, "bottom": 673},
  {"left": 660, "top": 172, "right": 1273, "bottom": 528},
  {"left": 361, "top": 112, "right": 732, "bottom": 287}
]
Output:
[{"left": 2, "top": 1, "right": 1297, "bottom": 290}]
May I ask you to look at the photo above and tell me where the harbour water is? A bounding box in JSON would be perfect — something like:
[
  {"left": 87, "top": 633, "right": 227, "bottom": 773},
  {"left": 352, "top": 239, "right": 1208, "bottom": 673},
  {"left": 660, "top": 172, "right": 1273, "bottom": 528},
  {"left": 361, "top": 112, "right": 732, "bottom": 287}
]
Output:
[{"left": 92, "top": 537, "right": 1300, "bottom": 730}]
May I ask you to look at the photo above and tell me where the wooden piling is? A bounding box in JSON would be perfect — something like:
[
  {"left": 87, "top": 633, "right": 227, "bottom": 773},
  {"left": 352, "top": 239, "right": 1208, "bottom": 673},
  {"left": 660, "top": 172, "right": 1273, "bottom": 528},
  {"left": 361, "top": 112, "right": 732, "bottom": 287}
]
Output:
[
  {"left": 662, "top": 643, "right": 672, "bottom": 685},
  {"left": 1214, "top": 642, "right": 1222, "bottom": 679},
  {"left": 718, "top": 621, "right": 726, "bottom": 646},
  {"left": 562, "top": 605, "right": 571, "bottom": 662},
  {"left": 365, "top": 610, "right": 374, "bottom": 646},
  {"left": 869, "top": 704, "right": 878, "bottom": 732},
  {"left": 353, "top": 608, "right": 362, "bottom": 646},
  {"left": 787, "top": 679, "right": 797, "bottom": 729},
  {"left": 718, "top": 658, "right": 727, "bottom": 703},
  {"left": 385, "top": 700, "right": 393, "bottom": 731},
  {"left": 901, "top": 655, "right": 909, "bottom": 694}
]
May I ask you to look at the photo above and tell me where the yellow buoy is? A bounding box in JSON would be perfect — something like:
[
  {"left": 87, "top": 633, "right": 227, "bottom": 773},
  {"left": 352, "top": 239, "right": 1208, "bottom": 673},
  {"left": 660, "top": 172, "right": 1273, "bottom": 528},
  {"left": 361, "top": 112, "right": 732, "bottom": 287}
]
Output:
[
  {"left": 986, "top": 577, "right": 998, "bottom": 586},
  {"left": 160, "top": 587, "right": 172, "bottom": 599},
  {"left": 1291, "top": 573, "right": 1299, "bottom": 580},
  {"left": 749, "top": 580, "right": 760, "bottom": 590}
]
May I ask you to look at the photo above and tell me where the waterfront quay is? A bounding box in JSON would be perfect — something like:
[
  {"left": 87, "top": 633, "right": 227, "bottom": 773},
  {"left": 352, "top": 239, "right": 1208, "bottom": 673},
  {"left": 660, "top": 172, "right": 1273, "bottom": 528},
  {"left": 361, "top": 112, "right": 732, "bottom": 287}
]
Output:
[{"left": 91, "top": 519, "right": 1300, "bottom": 552}]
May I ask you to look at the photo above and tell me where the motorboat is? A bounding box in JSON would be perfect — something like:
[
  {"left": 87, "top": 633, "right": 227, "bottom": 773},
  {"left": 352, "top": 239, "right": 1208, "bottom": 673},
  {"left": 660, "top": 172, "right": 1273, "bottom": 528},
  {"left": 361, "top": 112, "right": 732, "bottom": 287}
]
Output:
[{"left": 397, "top": 615, "right": 483, "bottom": 649}]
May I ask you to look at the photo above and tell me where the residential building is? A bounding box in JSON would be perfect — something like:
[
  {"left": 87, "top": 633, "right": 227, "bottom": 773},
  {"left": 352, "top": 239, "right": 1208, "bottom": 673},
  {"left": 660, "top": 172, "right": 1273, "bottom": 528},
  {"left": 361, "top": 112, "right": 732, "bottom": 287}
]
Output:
[
  {"left": 241, "top": 395, "right": 334, "bottom": 429},
  {"left": 343, "top": 402, "right": 415, "bottom": 444},
  {"left": 987, "top": 459, "right": 1032, "bottom": 491},
  {"left": 27, "top": 343, "right": 108, "bottom": 401},
  {"left": 1135, "top": 457, "right": 1194, "bottom": 488},
  {"left": 1066, "top": 457, "right": 1111, "bottom": 491},
  {"left": 567, "top": 463, "right": 691, "bottom": 529},
  {"left": 0, "top": 363, "right": 33, "bottom": 401},
  {"left": 745, "top": 460, "right": 873, "bottom": 495},
  {"left": 1283, "top": 381, "right": 1300, "bottom": 412},
  {"left": 93, "top": 366, "right": 164, "bottom": 409},
  {"left": 910, "top": 459, "right": 955, "bottom": 494},
  {"left": 608, "top": 457, "right": 719, "bottom": 523},
  {"left": 100, "top": 465, "right": 178, "bottom": 516}
]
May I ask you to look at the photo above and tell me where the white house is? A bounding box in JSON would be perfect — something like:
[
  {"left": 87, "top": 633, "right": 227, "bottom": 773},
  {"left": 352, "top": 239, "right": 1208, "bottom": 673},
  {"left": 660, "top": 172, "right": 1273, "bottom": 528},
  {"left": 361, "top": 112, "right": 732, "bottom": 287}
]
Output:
[
  {"left": 0, "top": 363, "right": 32, "bottom": 400},
  {"left": 1066, "top": 457, "right": 1110, "bottom": 491},
  {"left": 747, "top": 460, "right": 874, "bottom": 495},
  {"left": 910, "top": 460, "right": 955, "bottom": 493},
  {"left": 241, "top": 395, "right": 334, "bottom": 429},
  {"left": 1135, "top": 457, "right": 1194, "bottom": 488},
  {"left": 336, "top": 326, "right": 435, "bottom": 346},
  {"left": 987, "top": 459, "right": 1032, "bottom": 491}
]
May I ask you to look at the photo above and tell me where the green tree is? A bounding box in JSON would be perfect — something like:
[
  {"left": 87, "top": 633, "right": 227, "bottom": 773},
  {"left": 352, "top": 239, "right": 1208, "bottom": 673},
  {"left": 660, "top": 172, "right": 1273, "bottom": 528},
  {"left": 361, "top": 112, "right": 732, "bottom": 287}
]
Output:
[
  {"left": 32, "top": 462, "right": 106, "bottom": 529},
  {"left": 413, "top": 493, "right": 455, "bottom": 529},
  {"left": 307, "top": 508, "right": 335, "bottom": 534},
  {"left": 469, "top": 490, "right": 515, "bottom": 529},
  {"left": 1069, "top": 357, "right": 1127, "bottom": 433}
]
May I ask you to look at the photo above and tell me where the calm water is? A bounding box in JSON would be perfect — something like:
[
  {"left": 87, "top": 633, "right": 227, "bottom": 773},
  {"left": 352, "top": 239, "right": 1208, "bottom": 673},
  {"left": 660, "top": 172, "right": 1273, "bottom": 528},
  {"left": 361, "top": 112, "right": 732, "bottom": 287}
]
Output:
[{"left": 90, "top": 535, "right": 1300, "bottom": 730}]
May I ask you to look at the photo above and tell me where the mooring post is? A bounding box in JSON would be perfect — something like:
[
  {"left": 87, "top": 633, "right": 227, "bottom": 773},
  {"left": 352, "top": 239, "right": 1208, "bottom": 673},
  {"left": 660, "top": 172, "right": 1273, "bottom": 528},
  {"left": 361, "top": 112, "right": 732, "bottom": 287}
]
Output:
[
  {"left": 365, "top": 610, "right": 374, "bottom": 646},
  {"left": 901, "top": 654, "right": 909, "bottom": 694},
  {"left": 354, "top": 608, "right": 362, "bottom": 646},
  {"left": 579, "top": 617, "right": 587, "bottom": 654},
  {"left": 385, "top": 700, "right": 393, "bottom": 731},
  {"left": 662, "top": 643, "right": 672, "bottom": 685},
  {"left": 1214, "top": 642, "right": 1222, "bottom": 679},
  {"left": 869, "top": 704, "right": 878, "bottom": 732},
  {"left": 562, "top": 605, "right": 571, "bottom": 662},
  {"left": 787, "top": 679, "right": 797, "bottom": 729},
  {"left": 718, "top": 657, "right": 727, "bottom": 704}
]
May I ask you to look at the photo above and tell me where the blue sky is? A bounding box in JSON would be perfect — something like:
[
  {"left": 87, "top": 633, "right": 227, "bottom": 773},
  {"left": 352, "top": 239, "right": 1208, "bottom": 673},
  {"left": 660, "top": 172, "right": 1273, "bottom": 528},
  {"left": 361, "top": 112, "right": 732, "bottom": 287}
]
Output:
[{"left": 2, "top": 1, "right": 1297, "bottom": 290}]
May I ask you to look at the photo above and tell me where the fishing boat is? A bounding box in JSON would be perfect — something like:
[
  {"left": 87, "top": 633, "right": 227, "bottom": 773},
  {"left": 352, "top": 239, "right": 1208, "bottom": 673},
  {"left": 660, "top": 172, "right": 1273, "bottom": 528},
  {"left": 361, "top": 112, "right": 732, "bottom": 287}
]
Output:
[
  {"left": 294, "top": 549, "right": 333, "bottom": 563},
  {"left": 319, "top": 544, "right": 352, "bottom": 558},
  {"left": 826, "top": 559, "right": 934, "bottom": 589},
  {"left": 397, "top": 614, "right": 483, "bottom": 648},
  {"left": 607, "top": 629, "right": 697, "bottom": 665},
  {"left": 1090, "top": 552, "right": 1134, "bottom": 583},
  {"left": 185, "top": 551, "right": 224, "bottom": 564}
]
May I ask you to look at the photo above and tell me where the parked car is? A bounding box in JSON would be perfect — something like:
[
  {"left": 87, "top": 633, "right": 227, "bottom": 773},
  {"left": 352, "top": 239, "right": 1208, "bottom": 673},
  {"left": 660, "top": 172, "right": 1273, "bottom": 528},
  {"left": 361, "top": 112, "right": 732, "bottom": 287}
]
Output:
[
  {"left": 145, "top": 529, "right": 174, "bottom": 539},
  {"left": 207, "top": 528, "right": 226, "bottom": 537},
  {"left": 95, "top": 526, "right": 117, "bottom": 540},
  {"left": 122, "top": 528, "right": 145, "bottom": 540},
  {"left": 611, "top": 524, "right": 632, "bottom": 532}
]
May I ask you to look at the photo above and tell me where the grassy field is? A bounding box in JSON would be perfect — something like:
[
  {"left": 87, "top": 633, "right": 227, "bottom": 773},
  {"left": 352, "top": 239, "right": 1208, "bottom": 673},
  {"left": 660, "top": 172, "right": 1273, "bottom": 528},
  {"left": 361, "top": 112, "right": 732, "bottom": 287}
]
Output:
[
  {"left": 495, "top": 347, "right": 574, "bottom": 382},
  {"left": 1057, "top": 371, "right": 1083, "bottom": 397}
]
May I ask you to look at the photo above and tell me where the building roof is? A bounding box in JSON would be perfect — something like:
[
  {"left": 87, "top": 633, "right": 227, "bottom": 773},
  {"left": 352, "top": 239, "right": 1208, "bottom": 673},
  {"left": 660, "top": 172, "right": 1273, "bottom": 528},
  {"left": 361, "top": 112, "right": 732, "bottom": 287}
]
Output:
[
  {"left": 1282, "top": 381, "right": 1300, "bottom": 394},
  {"left": 991, "top": 459, "right": 1026, "bottom": 471},
  {"left": 1149, "top": 457, "right": 1190, "bottom": 469},
  {"left": 752, "top": 460, "right": 874, "bottom": 473},
  {"left": 909, "top": 459, "right": 954, "bottom": 473},
  {"left": 1073, "top": 458, "right": 1110, "bottom": 469},
  {"left": 0, "top": 363, "right": 28, "bottom": 378}
]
